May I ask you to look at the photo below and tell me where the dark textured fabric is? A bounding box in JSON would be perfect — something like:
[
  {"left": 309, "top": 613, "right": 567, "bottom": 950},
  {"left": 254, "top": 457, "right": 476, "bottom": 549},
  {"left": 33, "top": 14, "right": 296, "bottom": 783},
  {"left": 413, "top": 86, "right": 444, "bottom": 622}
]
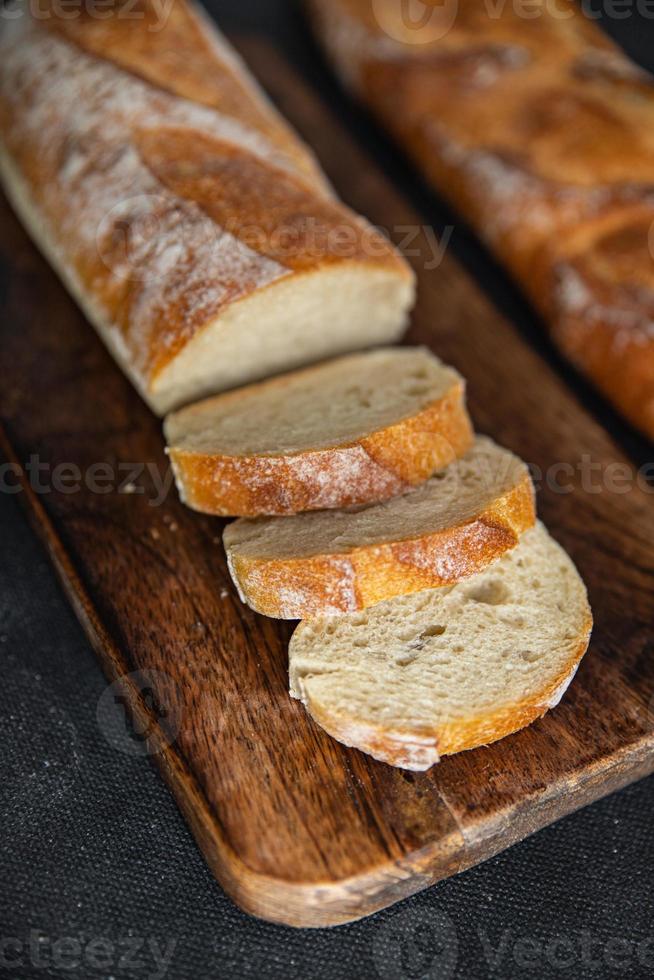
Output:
[{"left": 2, "top": 4, "right": 654, "bottom": 978}]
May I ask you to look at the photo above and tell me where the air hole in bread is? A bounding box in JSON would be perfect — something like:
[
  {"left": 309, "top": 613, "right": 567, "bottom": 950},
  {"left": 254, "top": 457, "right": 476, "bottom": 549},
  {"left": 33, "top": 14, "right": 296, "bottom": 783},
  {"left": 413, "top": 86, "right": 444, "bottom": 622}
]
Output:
[
  {"left": 466, "top": 579, "right": 510, "bottom": 605},
  {"left": 341, "top": 385, "right": 373, "bottom": 409},
  {"left": 420, "top": 624, "right": 447, "bottom": 638},
  {"left": 395, "top": 651, "right": 419, "bottom": 667},
  {"left": 520, "top": 649, "right": 540, "bottom": 663}
]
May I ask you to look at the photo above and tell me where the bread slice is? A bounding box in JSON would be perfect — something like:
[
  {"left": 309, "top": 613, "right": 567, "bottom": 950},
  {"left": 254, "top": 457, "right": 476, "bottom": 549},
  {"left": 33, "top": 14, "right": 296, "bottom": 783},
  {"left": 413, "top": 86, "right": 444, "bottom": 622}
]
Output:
[
  {"left": 164, "top": 347, "right": 473, "bottom": 516},
  {"left": 289, "top": 523, "right": 592, "bottom": 770},
  {"left": 224, "top": 436, "right": 536, "bottom": 619}
]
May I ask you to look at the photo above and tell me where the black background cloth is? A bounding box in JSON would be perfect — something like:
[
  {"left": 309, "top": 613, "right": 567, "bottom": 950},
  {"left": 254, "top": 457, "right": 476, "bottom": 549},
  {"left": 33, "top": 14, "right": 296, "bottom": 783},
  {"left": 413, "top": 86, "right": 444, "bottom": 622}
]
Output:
[{"left": 2, "top": 3, "right": 654, "bottom": 978}]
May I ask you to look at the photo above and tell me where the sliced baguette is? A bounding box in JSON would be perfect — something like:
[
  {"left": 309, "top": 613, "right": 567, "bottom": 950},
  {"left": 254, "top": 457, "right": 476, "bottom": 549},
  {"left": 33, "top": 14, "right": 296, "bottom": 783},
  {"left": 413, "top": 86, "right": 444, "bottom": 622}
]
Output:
[
  {"left": 289, "top": 523, "right": 593, "bottom": 770},
  {"left": 224, "top": 436, "right": 536, "bottom": 619},
  {"left": 164, "top": 347, "right": 473, "bottom": 516}
]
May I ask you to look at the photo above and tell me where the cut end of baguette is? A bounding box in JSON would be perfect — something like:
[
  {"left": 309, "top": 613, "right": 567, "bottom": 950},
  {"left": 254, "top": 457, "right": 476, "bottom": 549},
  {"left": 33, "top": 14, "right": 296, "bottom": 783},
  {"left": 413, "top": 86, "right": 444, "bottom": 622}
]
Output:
[
  {"left": 289, "top": 523, "right": 593, "bottom": 771},
  {"left": 150, "top": 262, "right": 415, "bottom": 415},
  {"left": 164, "top": 347, "right": 473, "bottom": 515},
  {"left": 223, "top": 436, "right": 536, "bottom": 618}
]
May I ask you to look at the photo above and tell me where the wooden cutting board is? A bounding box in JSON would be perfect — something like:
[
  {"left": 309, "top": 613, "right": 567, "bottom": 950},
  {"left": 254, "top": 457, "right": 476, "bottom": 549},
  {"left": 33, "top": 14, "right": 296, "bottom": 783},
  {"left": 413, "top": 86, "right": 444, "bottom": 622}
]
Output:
[{"left": 2, "top": 38, "right": 654, "bottom": 929}]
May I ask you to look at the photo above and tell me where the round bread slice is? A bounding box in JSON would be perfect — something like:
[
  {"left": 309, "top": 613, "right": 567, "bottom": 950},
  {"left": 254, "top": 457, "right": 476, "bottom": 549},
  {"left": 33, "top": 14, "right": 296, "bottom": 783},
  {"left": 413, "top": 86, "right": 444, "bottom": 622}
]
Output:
[
  {"left": 164, "top": 347, "right": 473, "bottom": 516},
  {"left": 223, "top": 436, "right": 536, "bottom": 619},
  {"left": 289, "top": 523, "right": 593, "bottom": 771}
]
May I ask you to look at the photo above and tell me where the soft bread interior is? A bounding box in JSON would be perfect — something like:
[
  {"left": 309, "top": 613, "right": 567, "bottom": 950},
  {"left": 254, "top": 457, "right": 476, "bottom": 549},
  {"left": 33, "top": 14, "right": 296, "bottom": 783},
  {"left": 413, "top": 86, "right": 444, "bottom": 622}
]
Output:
[
  {"left": 289, "top": 523, "right": 592, "bottom": 770},
  {"left": 224, "top": 436, "right": 531, "bottom": 559},
  {"left": 152, "top": 263, "right": 415, "bottom": 414},
  {"left": 164, "top": 347, "right": 461, "bottom": 455}
]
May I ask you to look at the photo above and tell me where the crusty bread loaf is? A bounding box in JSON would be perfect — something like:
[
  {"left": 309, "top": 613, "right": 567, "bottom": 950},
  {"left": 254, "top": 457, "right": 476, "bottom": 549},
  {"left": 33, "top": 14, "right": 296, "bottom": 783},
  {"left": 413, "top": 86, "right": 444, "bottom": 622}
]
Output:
[
  {"left": 224, "top": 436, "right": 535, "bottom": 618},
  {"left": 0, "top": 1, "right": 414, "bottom": 415},
  {"left": 164, "top": 347, "right": 473, "bottom": 516},
  {"left": 289, "top": 523, "right": 592, "bottom": 770},
  {"left": 308, "top": 0, "right": 654, "bottom": 439}
]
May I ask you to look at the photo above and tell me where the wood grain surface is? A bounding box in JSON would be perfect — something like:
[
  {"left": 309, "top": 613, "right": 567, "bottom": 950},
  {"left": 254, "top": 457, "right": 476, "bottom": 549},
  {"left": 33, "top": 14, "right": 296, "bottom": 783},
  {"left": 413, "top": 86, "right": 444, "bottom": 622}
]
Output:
[{"left": 1, "top": 38, "right": 654, "bottom": 928}]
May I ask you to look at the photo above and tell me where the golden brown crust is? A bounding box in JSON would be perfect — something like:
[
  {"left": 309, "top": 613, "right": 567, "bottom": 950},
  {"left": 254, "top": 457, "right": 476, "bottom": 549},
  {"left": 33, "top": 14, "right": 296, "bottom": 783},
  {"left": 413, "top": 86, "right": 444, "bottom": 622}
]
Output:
[
  {"left": 41, "top": 0, "right": 328, "bottom": 188},
  {"left": 0, "top": 3, "right": 411, "bottom": 410},
  {"left": 308, "top": 0, "right": 654, "bottom": 438},
  {"left": 226, "top": 472, "right": 536, "bottom": 618},
  {"left": 134, "top": 126, "right": 401, "bottom": 275},
  {"left": 167, "top": 380, "right": 473, "bottom": 516},
  {"left": 296, "top": 611, "right": 592, "bottom": 770},
  {"left": 302, "top": 624, "right": 592, "bottom": 770}
]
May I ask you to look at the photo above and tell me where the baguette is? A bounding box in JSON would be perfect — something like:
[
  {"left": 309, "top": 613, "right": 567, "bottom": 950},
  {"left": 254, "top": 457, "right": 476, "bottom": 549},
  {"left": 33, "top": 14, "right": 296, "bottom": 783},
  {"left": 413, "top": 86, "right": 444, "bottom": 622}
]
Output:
[
  {"left": 307, "top": 0, "right": 654, "bottom": 439},
  {"left": 224, "top": 436, "right": 535, "bottom": 618},
  {"left": 289, "top": 523, "right": 592, "bottom": 770},
  {"left": 164, "top": 347, "right": 473, "bottom": 516},
  {"left": 0, "top": 1, "right": 414, "bottom": 415}
]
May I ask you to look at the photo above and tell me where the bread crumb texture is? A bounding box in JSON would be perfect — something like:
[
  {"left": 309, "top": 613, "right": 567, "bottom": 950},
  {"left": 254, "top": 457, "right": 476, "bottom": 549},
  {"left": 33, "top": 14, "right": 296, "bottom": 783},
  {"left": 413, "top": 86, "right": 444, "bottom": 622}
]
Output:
[
  {"left": 289, "top": 523, "right": 592, "bottom": 770},
  {"left": 165, "top": 347, "right": 473, "bottom": 515}
]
